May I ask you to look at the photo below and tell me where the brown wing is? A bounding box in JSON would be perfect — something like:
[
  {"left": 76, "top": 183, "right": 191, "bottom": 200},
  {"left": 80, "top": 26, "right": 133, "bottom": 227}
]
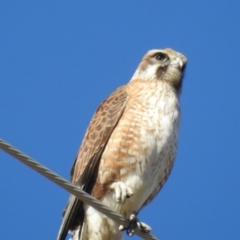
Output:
[
  {"left": 72, "top": 85, "right": 128, "bottom": 185},
  {"left": 57, "top": 85, "right": 128, "bottom": 240}
]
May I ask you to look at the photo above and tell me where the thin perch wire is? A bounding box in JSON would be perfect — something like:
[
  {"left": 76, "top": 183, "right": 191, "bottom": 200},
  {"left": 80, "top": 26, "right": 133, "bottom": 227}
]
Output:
[{"left": 0, "top": 138, "right": 159, "bottom": 240}]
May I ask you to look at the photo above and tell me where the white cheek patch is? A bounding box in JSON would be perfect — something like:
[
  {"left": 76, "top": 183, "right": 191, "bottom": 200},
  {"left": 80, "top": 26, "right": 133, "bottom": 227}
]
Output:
[{"left": 132, "top": 64, "right": 158, "bottom": 80}]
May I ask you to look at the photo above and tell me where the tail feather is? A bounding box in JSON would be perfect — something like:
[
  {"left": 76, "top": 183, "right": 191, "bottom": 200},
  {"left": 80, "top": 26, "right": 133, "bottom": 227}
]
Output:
[{"left": 57, "top": 195, "right": 83, "bottom": 240}]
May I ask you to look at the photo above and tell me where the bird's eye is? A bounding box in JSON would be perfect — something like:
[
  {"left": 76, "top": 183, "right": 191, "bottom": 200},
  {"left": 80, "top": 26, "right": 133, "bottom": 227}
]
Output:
[{"left": 155, "top": 53, "right": 168, "bottom": 62}]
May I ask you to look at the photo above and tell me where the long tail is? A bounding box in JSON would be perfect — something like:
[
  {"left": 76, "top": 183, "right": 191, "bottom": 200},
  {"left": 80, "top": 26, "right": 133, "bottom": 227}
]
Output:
[{"left": 57, "top": 195, "right": 83, "bottom": 240}]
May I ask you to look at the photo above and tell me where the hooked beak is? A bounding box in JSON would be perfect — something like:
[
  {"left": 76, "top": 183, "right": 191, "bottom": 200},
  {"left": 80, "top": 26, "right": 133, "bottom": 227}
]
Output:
[{"left": 170, "top": 57, "right": 184, "bottom": 70}]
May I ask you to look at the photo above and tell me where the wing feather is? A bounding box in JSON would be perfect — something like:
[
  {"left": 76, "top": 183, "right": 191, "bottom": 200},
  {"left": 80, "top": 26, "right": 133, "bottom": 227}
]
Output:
[
  {"left": 57, "top": 85, "right": 128, "bottom": 240},
  {"left": 72, "top": 85, "right": 128, "bottom": 185}
]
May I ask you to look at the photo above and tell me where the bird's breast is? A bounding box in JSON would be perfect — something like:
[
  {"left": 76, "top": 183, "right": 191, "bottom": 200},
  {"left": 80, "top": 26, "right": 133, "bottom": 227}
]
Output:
[{"left": 99, "top": 82, "right": 180, "bottom": 212}]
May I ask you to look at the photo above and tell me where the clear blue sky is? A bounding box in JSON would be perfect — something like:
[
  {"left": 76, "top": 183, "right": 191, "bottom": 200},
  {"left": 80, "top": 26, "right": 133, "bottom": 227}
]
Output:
[{"left": 1, "top": 1, "right": 240, "bottom": 240}]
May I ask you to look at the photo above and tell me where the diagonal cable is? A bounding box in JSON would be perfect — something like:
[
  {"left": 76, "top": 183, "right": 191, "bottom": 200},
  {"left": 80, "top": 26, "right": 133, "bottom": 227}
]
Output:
[{"left": 0, "top": 138, "right": 159, "bottom": 240}]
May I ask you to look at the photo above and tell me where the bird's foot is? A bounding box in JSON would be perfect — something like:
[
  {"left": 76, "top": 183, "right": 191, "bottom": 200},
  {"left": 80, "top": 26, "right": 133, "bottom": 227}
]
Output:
[
  {"left": 110, "top": 181, "right": 133, "bottom": 203},
  {"left": 119, "top": 213, "right": 152, "bottom": 236}
]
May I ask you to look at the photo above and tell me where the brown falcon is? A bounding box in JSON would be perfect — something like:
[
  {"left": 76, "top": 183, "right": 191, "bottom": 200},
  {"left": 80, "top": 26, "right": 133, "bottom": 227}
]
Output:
[{"left": 57, "top": 48, "right": 187, "bottom": 240}]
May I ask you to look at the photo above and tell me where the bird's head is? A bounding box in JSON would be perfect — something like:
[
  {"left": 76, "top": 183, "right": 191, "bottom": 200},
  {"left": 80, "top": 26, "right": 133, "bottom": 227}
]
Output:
[{"left": 131, "top": 48, "right": 187, "bottom": 92}]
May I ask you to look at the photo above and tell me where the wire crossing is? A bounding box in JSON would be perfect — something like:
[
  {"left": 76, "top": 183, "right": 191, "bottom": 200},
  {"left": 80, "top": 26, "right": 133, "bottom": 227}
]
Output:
[{"left": 0, "top": 138, "right": 159, "bottom": 240}]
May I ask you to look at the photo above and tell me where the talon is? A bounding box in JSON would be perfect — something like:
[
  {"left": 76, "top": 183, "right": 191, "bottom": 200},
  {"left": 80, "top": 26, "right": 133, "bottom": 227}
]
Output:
[
  {"left": 126, "top": 189, "right": 133, "bottom": 198},
  {"left": 110, "top": 181, "right": 133, "bottom": 203},
  {"left": 127, "top": 229, "right": 135, "bottom": 236},
  {"left": 129, "top": 213, "right": 136, "bottom": 221},
  {"left": 121, "top": 213, "right": 152, "bottom": 236},
  {"left": 138, "top": 221, "right": 152, "bottom": 233},
  {"left": 119, "top": 225, "right": 125, "bottom": 231}
]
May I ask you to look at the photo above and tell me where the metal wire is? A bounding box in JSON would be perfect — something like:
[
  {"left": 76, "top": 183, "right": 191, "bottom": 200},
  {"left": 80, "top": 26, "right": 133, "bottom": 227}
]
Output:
[{"left": 0, "top": 138, "right": 159, "bottom": 240}]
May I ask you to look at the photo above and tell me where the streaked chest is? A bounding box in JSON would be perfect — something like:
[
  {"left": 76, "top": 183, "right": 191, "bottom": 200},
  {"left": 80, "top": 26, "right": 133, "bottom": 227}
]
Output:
[
  {"left": 124, "top": 81, "right": 180, "bottom": 176},
  {"left": 99, "top": 81, "right": 180, "bottom": 210},
  {"left": 103, "top": 81, "right": 179, "bottom": 176}
]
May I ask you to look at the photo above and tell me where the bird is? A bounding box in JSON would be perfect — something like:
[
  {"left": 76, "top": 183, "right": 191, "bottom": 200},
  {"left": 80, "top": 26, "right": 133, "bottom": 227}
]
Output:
[{"left": 57, "top": 48, "right": 187, "bottom": 240}]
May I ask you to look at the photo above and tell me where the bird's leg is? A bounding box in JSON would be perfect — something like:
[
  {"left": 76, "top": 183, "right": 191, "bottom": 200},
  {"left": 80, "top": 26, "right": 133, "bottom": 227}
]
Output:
[
  {"left": 109, "top": 181, "right": 133, "bottom": 204},
  {"left": 119, "top": 212, "right": 152, "bottom": 237}
]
